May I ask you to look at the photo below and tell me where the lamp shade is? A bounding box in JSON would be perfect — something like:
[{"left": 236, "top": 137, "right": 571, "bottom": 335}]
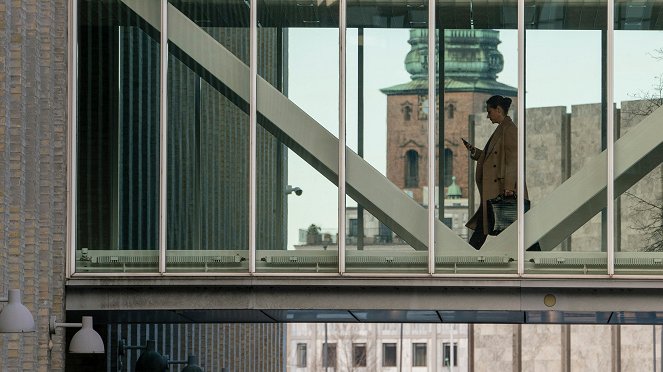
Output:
[
  {"left": 69, "top": 316, "right": 105, "bottom": 353},
  {"left": 181, "top": 356, "right": 204, "bottom": 372},
  {"left": 0, "top": 289, "right": 35, "bottom": 333},
  {"left": 135, "top": 340, "right": 168, "bottom": 372}
]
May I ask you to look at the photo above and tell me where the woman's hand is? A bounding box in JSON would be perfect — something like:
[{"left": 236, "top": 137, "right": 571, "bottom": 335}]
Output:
[
  {"left": 504, "top": 189, "right": 515, "bottom": 197},
  {"left": 461, "top": 138, "right": 473, "bottom": 151}
]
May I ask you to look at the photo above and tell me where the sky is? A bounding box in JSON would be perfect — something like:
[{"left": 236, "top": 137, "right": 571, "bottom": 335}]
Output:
[{"left": 282, "top": 28, "right": 663, "bottom": 249}]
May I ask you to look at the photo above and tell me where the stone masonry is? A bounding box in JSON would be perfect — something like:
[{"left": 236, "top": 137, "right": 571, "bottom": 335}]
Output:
[{"left": 0, "top": 0, "right": 68, "bottom": 370}]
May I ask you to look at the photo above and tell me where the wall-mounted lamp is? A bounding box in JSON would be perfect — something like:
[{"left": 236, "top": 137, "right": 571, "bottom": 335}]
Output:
[
  {"left": 120, "top": 339, "right": 168, "bottom": 372},
  {"left": 0, "top": 289, "right": 35, "bottom": 333},
  {"left": 120, "top": 339, "right": 205, "bottom": 372},
  {"left": 176, "top": 355, "right": 204, "bottom": 372},
  {"left": 49, "top": 315, "right": 105, "bottom": 353}
]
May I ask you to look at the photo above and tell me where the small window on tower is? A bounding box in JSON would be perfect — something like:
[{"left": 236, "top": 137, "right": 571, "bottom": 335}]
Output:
[
  {"left": 401, "top": 102, "right": 413, "bottom": 121},
  {"left": 444, "top": 148, "right": 453, "bottom": 186},
  {"left": 446, "top": 102, "right": 456, "bottom": 119},
  {"left": 405, "top": 150, "right": 419, "bottom": 188}
]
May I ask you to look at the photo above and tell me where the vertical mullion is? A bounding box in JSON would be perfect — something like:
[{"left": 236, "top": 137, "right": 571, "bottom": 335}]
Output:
[
  {"left": 427, "top": 0, "right": 435, "bottom": 275},
  {"left": 607, "top": 0, "right": 615, "bottom": 275},
  {"left": 517, "top": 0, "right": 525, "bottom": 275},
  {"left": 249, "top": 0, "right": 257, "bottom": 273},
  {"left": 67, "top": 0, "right": 78, "bottom": 277},
  {"left": 159, "top": 0, "right": 168, "bottom": 274},
  {"left": 339, "top": 0, "right": 347, "bottom": 274}
]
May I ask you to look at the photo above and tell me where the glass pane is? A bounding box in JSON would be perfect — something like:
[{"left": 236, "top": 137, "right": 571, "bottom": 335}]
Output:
[
  {"left": 322, "top": 342, "right": 337, "bottom": 368},
  {"left": 434, "top": 0, "right": 519, "bottom": 273},
  {"left": 383, "top": 343, "right": 397, "bottom": 367},
  {"left": 76, "top": 0, "right": 161, "bottom": 273},
  {"left": 614, "top": 1, "right": 663, "bottom": 274},
  {"left": 524, "top": 0, "right": 608, "bottom": 274},
  {"left": 296, "top": 343, "right": 307, "bottom": 367},
  {"left": 344, "top": 0, "right": 429, "bottom": 273},
  {"left": 412, "top": 342, "right": 427, "bottom": 366},
  {"left": 353, "top": 343, "right": 367, "bottom": 367},
  {"left": 255, "top": 0, "right": 339, "bottom": 272},
  {"left": 166, "top": 0, "right": 250, "bottom": 272}
]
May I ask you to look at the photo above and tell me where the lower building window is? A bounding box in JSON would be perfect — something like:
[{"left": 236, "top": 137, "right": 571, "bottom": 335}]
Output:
[
  {"left": 443, "top": 342, "right": 458, "bottom": 367},
  {"left": 296, "top": 343, "right": 307, "bottom": 367},
  {"left": 383, "top": 343, "right": 397, "bottom": 367},
  {"left": 322, "top": 342, "right": 337, "bottom": 368},
  {"left": 353, "top": 343, "right": 367, "bottom": 367},
  {"left": 412, "top": 342, "right": 427, "bottom": 367}
]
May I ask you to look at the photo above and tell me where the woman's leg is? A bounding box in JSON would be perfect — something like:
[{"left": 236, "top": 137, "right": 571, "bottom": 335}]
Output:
[
  {"left": 468, "top": 207, "right": 487, "bottom": 250},
  {"left": 469, "top": 229, "right": 487, "bottom": 250}
]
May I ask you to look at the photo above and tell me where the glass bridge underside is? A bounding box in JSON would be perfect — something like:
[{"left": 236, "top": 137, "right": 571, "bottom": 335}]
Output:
[{"left": 66, "top": 276, "right": 663, "bottom": 324}]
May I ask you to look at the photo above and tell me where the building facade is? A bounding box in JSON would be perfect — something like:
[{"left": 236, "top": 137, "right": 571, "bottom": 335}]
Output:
[{"left": 2, "top": 0, "right": 663, "bottom": 371}]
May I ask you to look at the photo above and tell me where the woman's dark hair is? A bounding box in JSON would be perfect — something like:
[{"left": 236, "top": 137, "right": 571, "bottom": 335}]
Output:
[{"left": 486, "top": 95, "right": 512, "bottom": 113}]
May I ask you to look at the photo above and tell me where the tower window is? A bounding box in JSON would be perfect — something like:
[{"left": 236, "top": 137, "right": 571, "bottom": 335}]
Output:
[
  {"left": 446, "top": 102, "right": 456, "bottom": 119},
  {"left": 402, "top": 103, "right": 413, "bottom": 121},
  {"left": 444, "top": 148, "right": 453, "bottom": 186},
  {"left": 405, "top": 150, "right": 419, "bottom": 188}
]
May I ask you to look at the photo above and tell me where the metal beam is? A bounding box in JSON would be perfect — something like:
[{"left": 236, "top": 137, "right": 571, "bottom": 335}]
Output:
[{"left": 65, "top": 277, "right": 663, "bottom": 317}]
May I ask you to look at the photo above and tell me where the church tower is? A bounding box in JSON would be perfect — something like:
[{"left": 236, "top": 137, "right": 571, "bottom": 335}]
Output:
[{"left": 381, "top": 29, "right": 516, "bottom": 204}]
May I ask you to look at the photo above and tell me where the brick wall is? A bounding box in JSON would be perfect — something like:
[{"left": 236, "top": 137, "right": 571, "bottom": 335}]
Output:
[{"left": 0, "top": 0, "right": 68, "bottom": 371}]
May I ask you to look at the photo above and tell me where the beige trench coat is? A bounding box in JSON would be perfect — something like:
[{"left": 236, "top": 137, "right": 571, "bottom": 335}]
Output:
[{"left": 465, "top": 116, "right": 528, "bottom": 233}]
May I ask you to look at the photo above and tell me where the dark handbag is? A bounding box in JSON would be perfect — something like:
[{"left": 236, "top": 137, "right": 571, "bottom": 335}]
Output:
[{"left": 486, "top": 195, "right": 530, "bottom": 236}]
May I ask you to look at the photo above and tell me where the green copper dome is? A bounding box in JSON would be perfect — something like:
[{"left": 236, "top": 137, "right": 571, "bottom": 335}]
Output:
[
  {"left": 404, "top": 29, "right": 432, "bottom": 80},
  {"left": 382, "top": 29, "right": 516, "bottom": 96},
  {"left": 447, "top": 176, "right": 462, "bottom": 199}
]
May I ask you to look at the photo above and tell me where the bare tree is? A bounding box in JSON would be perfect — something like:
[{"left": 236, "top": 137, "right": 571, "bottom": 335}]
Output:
[
  {"left": 320, "top": 323, "right": 377, "bottom": 372},
  {"left": 619, "top": 47, "right": 663, "bottom": 252},
  {"left": 622, "top": 48, "right": 663, "bottom": 117},
  {"left": 624, "top": 191, "right": 663, "bottom": 252}
]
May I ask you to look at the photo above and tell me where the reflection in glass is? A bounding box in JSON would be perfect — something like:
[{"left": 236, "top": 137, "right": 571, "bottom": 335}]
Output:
[
  {"left": 166, "top": 0, "right": 250, "bottom": 272},
  {"left": 523, "top": 0, "right": 608, "bottom": 274},
  {"left": 76, "top": 0, "right": 160, "bottom": 273},
  {"left": 614, "top": 20, "right": 663, "bottom": 273}
]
